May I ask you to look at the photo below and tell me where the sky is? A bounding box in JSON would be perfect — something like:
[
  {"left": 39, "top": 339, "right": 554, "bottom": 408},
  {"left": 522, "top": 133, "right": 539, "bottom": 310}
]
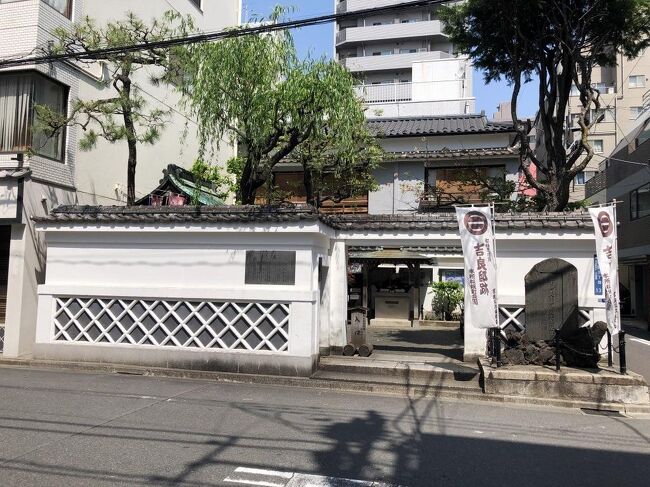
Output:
[{"left": 241, "top": 0, "right": 539, "bottom": 118}]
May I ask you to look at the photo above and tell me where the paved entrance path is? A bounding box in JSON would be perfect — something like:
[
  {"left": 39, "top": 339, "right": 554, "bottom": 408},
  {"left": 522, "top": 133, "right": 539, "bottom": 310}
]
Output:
[
  {"left": 1, "top": 366, "right": 650, "bottom": 486},
  {"left": 368, "top": 324, "right": 464, "bottom": 363}
]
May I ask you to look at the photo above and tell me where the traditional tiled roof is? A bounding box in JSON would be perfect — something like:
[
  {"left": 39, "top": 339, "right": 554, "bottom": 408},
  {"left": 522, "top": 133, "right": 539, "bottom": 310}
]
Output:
[
  {"left": 368, "top": 115, "right": 515, "bottom": 138},
  {"left": 386, "top": 147, "right": 516, "bottom": 160},
  {"left": 324, "top": 212, "right": 594, "bottom": 231},
  {"left": 35, "top": 205, "right": 594, "bottom": 231},
  {"left": 34, "top": 205, "right": 321, "bottom": 224}
]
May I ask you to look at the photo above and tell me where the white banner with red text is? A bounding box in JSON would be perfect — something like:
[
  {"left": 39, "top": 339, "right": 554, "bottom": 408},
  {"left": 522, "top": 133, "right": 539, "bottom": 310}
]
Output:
[
  {"left": 589, "top": 205, "right": 621, "bottom": 335},
  {"left": 455, "top": 206, "right": 499, "bottom": 330}
]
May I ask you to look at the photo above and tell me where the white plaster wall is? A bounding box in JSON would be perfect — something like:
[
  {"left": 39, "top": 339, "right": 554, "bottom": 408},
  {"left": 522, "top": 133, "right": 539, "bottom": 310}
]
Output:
[{"left": 35, "top": 223, "right": 332, "bottom": 367}]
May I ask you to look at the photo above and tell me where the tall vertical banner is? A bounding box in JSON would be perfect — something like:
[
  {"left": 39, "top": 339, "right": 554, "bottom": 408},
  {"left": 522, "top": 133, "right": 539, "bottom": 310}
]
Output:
[
  {"left": 589, "top": 206, "right": 621, "bottom": 334},
  {"left": 456, "top": 206, "right": 499, "bottom": 329}
]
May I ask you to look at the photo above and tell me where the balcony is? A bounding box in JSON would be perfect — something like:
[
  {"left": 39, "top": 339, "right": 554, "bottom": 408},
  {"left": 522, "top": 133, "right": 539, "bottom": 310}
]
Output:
[
  {"left": 337, "top": 0, "right": 409, "bottom": 14},
  {"left": 336, "top": 20, "right": 445, "bottom": 46},
  {"left": 342, "top": 50, "right": 451, "bottom": 72},
  {"left": 356, "top": 80, "right": 471, "bottom": 103},
  {"left": 585, "top": 160, "right": 648, "bottom": 199}
]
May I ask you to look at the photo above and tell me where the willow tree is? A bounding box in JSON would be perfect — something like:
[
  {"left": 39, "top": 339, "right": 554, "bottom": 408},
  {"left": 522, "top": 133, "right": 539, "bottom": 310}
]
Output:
[
  {"left": 440, "top": 0, "right": 650, "bottom": 210},
  {"left": 35, "top": 12, "right": 192, "bottom": 204},
  {"left": 178, "top": 12, "right": 378, "bottom": 205}
]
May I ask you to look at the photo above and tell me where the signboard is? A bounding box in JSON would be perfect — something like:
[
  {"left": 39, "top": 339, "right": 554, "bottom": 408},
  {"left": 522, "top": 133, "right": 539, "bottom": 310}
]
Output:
[
  {"left": 589, "top": 206, "right": 621, "bottom": 334},
  {"left": 440, "top": 269, "right": 465, "bottom": 286},
  {"left": 455, "top": 206, "right": 499, "bottom": 329},
  {"left": 593, "top": 254, "right": 605, "bottom": 302},
  {"left": 245, "top": 251, "right": 296, "bottom": 285}
]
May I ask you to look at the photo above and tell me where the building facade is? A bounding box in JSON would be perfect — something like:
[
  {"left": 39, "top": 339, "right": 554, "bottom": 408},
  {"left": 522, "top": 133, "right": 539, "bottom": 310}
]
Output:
[
  {"left": 0, "top": 0, "right": 241, "bottom": 356},
  {"left": 567, "top": 51, "right": 650, "bottom": 202},
  {"left": 335, "top": 0, "right": 474, "bottom": 118},
  {"left": 586, "top": 112, "right": 650, "bottom": 327}
]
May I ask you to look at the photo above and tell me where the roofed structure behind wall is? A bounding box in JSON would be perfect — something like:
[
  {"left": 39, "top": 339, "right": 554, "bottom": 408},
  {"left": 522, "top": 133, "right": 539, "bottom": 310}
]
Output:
[
  {"left": 368, "top": 114, "right": 516, "bottom": 138},
  {"left": 135, "top": 165, "right": 226, "bottom": 207}
]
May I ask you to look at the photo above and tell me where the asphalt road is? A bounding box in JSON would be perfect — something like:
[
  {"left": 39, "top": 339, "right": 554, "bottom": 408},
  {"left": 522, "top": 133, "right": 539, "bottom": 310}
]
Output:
[{"left": 0, "top": 367, "right": 649, "bottom": 487}]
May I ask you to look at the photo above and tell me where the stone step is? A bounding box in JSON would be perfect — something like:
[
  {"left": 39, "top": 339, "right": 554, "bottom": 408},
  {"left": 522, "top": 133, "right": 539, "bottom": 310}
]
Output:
[
  {"left": 318, "top": 356, "right": 480, "bottom": 384},
  {"left": 312, "top": 369, "right": 482, "bottom": 391}
]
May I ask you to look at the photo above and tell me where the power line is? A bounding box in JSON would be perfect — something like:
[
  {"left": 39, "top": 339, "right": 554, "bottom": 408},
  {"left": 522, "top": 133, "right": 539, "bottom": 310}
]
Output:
[{"left": 0, "top": 0, "right": 451, "bottom": 69}]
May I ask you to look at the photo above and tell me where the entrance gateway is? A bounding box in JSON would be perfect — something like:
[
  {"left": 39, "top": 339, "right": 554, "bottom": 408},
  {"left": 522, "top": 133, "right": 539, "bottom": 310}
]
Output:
[{"left": 345, "top": 247, "right": 465, "bottom": 361}]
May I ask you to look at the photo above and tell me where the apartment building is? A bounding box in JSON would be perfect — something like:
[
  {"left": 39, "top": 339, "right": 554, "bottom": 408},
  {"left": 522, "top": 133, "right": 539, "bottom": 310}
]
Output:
[
  {"left": 334, "top": 0, "right": 474, "bottom": 118},
  {"left": 0, "top": 0, "right": 241, "bottom": 357},
  {"left": 567, "top": 51, "right": 650, "bottom": 201}
]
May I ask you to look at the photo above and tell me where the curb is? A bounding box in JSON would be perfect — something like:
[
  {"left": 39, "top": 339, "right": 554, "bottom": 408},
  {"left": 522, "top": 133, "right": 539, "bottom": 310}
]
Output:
[{"left": 1, "top": 358, "right": 649, "bottom": 415}]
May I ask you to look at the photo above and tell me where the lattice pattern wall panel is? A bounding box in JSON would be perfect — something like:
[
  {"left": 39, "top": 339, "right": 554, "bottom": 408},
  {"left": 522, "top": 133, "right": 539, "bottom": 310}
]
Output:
[
  {"left": 0, "top": 326, "right": 4, "bottom": 353},
  {"left": 499, "top": 306, "right": 595, "bottom": 332},
  {"left": 53, "top": 298, "right": 290, "bottom": 352}
]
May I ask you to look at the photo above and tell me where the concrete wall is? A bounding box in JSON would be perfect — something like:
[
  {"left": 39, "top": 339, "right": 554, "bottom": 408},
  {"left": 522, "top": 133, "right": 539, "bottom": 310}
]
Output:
[{"left": 3, "top": 178, "right": 75, "bottom": 358}]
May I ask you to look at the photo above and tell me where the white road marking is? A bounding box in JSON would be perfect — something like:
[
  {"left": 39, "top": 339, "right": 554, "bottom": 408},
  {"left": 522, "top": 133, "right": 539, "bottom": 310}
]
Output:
[
  {"left": 630, "top": 337, "right": 650, "bottom": 346},
  {"left": 224, "top": 467, "right": 401, "bottom": 487}
]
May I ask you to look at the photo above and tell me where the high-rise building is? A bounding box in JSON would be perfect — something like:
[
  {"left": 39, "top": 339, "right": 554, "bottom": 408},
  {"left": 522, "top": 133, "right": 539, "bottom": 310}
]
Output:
[
  {"left": 334, "top": 0, "right": 474, "bottom": 118},
  {"left": 568, "top": 51, "right": 650, "bottom": 201}
]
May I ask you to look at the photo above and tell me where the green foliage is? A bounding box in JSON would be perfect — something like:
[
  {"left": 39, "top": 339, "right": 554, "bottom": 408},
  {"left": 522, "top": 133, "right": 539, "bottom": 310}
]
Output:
[
  {"left": 431, "top": 281, "right": 464, "bottom": 321},
  {"left": 177, "top": 7, "right": 378, "bottom": 205},
  {"left": 440, "top": 0, "right": 650, "bottom": 211},
  {"left": 189, "top": 159, "right": 233, "bottom": 205},
  {"left": 34, "top": 11, "right": 194, "bottom": 204}
]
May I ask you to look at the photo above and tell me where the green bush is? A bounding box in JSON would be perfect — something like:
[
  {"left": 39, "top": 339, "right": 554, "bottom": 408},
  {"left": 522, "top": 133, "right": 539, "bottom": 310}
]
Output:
[{"left": 431, "top": 281, "right": 464, "bottom": 321}]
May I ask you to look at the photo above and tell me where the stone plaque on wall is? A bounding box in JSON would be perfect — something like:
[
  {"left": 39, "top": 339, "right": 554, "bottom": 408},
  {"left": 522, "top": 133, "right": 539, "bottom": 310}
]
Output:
[
  {"left": 245, "top": 251, "right": 296, "bottom": 285},
  {"left": 524, "top": 259, "right": 579, "bottom": 342}
]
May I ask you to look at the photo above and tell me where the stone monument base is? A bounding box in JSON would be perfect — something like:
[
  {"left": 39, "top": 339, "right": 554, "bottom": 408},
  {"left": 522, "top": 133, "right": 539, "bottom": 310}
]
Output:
[{"left": 479, "top": 358, "right": 650, "bottom": 407}]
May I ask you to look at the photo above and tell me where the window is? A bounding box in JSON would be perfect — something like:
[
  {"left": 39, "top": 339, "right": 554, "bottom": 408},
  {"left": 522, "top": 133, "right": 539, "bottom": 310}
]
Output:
[
  {"left": 372, "top": 22, "right": 383, "bottom": 26},
  {"left": 630, "top": 106, "right": 645, "bottom": 120},
  {"left": 630, "top": 183, "right": 650, "bottom": 220},
  {"left": 629, "top": 75, "right": 646, "bottom": 88},
  {"left": 574, "top": 171, "right": 595, "bottom": 185},
  {"left": 245, "top": 251, "right": 296, "bottom": 285},
  {"left": 399, "top": 48, "right": 417, "bottom": 54},
  {"left": 0, "top": 72, "right": 68, "bottom": 161},
  {"left": 188, "top": 0, "right": 201, "bottom": 10},
  {"left": 637, "top": 120, "right": 650, "bottom": 147},
  {"left": 41, "top": 0, "right": 73, "bottom": 18},
  {"left": 590, "top": 139, "right": 604, "bottom": 153},
  {"left": 590, "top": 108, "right": 613, "bottom": 123}
]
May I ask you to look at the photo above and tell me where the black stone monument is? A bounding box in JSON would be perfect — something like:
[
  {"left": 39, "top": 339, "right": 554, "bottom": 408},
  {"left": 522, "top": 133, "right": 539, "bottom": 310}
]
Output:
[{"left": 524, "top": 258, "right": 579, "bottom": 342}]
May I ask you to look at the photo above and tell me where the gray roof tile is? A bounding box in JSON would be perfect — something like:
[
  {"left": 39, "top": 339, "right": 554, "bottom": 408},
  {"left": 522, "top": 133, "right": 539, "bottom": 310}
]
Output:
[
  {"left": 34, "top": 205, "right": 594, "bottom": 231},
  {"left": 368, "top": 115, "right": 515, "bottom": 138}
]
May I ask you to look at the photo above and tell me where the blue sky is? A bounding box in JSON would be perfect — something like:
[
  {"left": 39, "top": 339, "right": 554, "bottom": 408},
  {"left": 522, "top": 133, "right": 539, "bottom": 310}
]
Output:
[{"left": 242, "top": 0, "right": 539, "bottom": 117}]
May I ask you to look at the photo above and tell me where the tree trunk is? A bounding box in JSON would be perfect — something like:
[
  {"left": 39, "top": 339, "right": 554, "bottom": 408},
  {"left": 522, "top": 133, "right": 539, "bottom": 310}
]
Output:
[
  {"left": 303, "top": 168, "right": 316, "bottom": 207},
  {"left": 238, "top": 157, "right": 265, "bottom": 205},
  {"left": 120, "top": 69, "right": 137, "bottom": 206},
  {"left": 546, "top": 175, "right": 571, "bottom": 211}
]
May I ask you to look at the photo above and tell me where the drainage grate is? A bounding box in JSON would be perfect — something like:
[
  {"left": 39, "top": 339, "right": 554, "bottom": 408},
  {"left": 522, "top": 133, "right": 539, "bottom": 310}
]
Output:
[{"left": 580, "top": 408, "right": 626, "bottom": 417}]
